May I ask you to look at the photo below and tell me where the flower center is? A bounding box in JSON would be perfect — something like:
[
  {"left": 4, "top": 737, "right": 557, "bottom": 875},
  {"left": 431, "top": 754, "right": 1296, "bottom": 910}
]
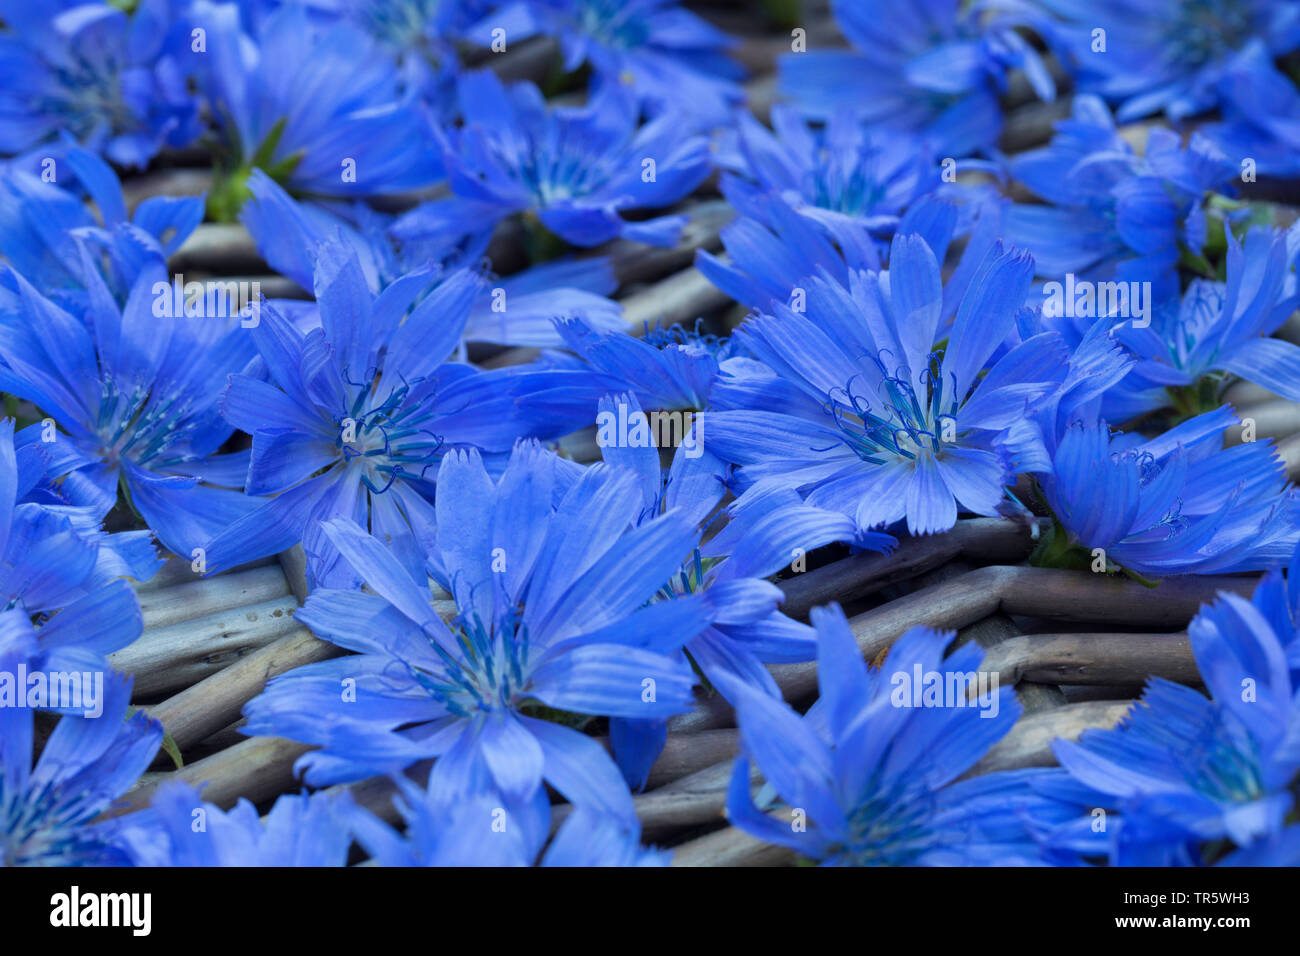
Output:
[
  {"left": 407, "top": 607, "right": 530, "bottom": 717},
  {"left": 825, "top": 352, "right": 958, "bottom": 464},
  {"left": 337, "top": 371, "right": 444, "bottom": 495}
]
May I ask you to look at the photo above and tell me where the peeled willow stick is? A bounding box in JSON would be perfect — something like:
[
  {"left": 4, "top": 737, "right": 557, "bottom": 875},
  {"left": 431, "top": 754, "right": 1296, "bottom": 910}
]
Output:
[
  {"left": 1277, "top": 432, "right": 1300, "bottom": 478},
  {"left": 111, "top": 736, "right": 312, "bottom": 816},
  {"left": 481, "top": 202, "right": 735, "bottom": 370},
  {"left": 278, "top": 545, "right": 311, "bottom": 603},
  {"left": 771, "top": 565, "right": 1256, "bottom": 707},
  {"left": 1060, "top": 685, "right": 1143, "bottom": 703},
  {"left": 168, "top": 222, "right": 266, "bottom": 273},
  {"left": 954, "top": 613, "right": 1066, "bottom": 714},
  {"left": 188, "top": 718, "right": 252, "bottom": 758},
  {"left": 1000, "top": 97, "right": 1074, "bottom": 152},
  {"left": 548, "top": 750, "right": 757, "bottom": 837},
  {"left": 129, "top": 554, "right": 277, "bottom": 593},
  {"left": 621, "top": 694, "right": 1129, "bottom": 842},
  {"left": 135, "top": 563, "right": 292, "bottom": 630},
  {"left": 144, "top": 548, "right": 313, "bottom": 752},
  {"left": 980, "top": 631, "right": 1197, "bottom": 688},
  {"left": 668, "top": 520, "right": 1043, "bottom": 735},
  {"left": 893, "top": 561, "right": 1067, "bottom": 714},
  {"left": 777, "top": 516, "right": 1039, "bottom": 621},
  {"left": 606, "top": 199, "right": 732, "bottom": 285},
  {"left": 620, "top": 267, "right": 732, "bottom": 333},
  {"left": 616, "top": 729, "right": 739, "bottom": 791},
  {"left": 667, "top": 692, "right": 737, "bottom": 736},
  {"left": 141, "top": 548, "right": 313, "bottom": 751},
  {"left": 146, "top": 628, "right": 342, "bottom": 754},
  {"left": 121, "top": 167, "right": 213, "bottom": 212},
  {"left": 1225, "top": 379, "right": 1281, "bottom": 407},
  {"left": 671, "top": 815, "right": 796, "bottom": 868},
  {"left": 111, "top": 594, "right": 301, "bottom": 698},
  {"left": 341, "top": 728, "right": 742, "bottom": 832},
  {"left": 963, "top": 700, "right": 1134, "bottom": 777},
  {"left": 1224, "top": 400, "right": 1300, "bottom": 446}
]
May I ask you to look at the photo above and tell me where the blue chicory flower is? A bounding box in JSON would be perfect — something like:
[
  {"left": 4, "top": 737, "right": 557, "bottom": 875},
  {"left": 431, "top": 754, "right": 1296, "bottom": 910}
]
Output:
[
  {"left": 203, "top": 238, "right": 538, "bottom": 586},
  {"left": 1216, "top": 825, "right": 1300, "bottom": 865},
  {"left": 1107, "top": 225, "right": 1300, "bottom": 421},
  {"left": 0, "top": 259, "right": 259, "bottom": 560},
  {"left": 587, "top": 392, "right": 854, "bottom": 786},
  {"left": 705, "top": 234, "right": 1068, "bottom": 536},
  {"left": 1044, "top": 559, "right": 1300, "bottom": 863},
  {"left": 713, "top": 106, "right": 946, "bottom": 268},
  {"left": 1032, "top": 407, "right": 1300, "bottom": 578},
  {"left": 723, "top": 604, "right": 1077, "bottom": 865},
  {"left": 0, "top": 669, "right": 161, "bottom": 865},
  {"left": 241, "top": 442, "right": 705, "bottom": 825},
  {"left": 1202, "top": 42, "right": 1300, "bottom": 179},
  {"left": 188, "top": 0, "right": 443, "bottom": 218},
  {"left": 0, "top": 0, "right": 201, "bottom": 168},
  {"left": 3, "top": 415, "right": 161, "bottom": 605},
  {"left": 474, "top": 0, "right": 745, "bottom": 125},
  {"left": 697, "top": 189, "right": 876, "bottom": 312},
  {"left": 332, "top": 0, "right": 497, "bottom": 104},
  {"left": 345, "top": 775, "right": 670, "bottom": 865},
  {"left": 0, "top": 143, "right": 203, "bottom": 311},
  {"left": 536, "top": 318, "right": 739, "bottom": 414},
  {"left": 1036, "top": 0, "right": 1300, "bottom": 122},
  {"left": 390, "top": 69, "right": 713, "bottom": 254},
  {"left": 116, "top": 781, "right": 356, "bottom": 866},
  {"left": 1006, "top": 95, "right": 1239, "bottom": 304},
  {"left": 1, "top": 417, "right": 155, "bottom": 675},
  {"left": 239, "top": 168, "right": 624, "bottom": 349},
  {"left": 1006, "top": 310, "right": 1137, "bottom": 474},
  {"left": 778, "top": 0, "right": 1056, "bottom": 156},
  {"left": 696, "top": 181, "right": 993, "bottom": 313}
]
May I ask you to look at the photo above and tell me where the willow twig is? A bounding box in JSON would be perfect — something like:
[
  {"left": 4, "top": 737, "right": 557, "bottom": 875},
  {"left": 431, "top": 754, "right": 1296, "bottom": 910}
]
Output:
[
  {"left": 771, "top": 565, "right": 1255, "bottom": 706},
  {"left": 135, "top": 564, "right": 292, "bottom": 630},
  {"left": 121, "top": 167, "right": 213, "bottom": 213},
  {"left": 112, "top": 736, "right": 312, "bottom": 816},
  {"left": 552, "top": 752, "right": 752, "bottom": 837},
  {"left": 670, "top": 815, "right": 796, "bottom": 867},
  {"left": 954, "top": 614, "right": 1066, "bottom": 714},
  {"left": 148, "top": 596, "right": 456, "bottom": 751},
  {"left": 980, "top": 631, "right": 1197, "bottom": 688},
  {"left": 168, "top": 222, "right": 266, "bottom": 273},
  {"left": 1224, "top": 400, "right": 1300, "bottom": 446},
  {"left": 999, "top": 97, "right": 1073, "bottom": 153},
  {"left": 138, "top": 546, "right": 341, "bottom": 751},
  {"left": 777, "top": 516, "right": 1041, "bottom": 621},
  {"left": 620, "top": 266, "right": 732, "bottom": 333},
  {"left": 129, "top": 555, "right": 277, "bottom": 593},
  {"left": 964, "top": 700, "right": 1135, "bottom": 777},
  {"left": 111, "top": 595, "right": 301, "bottom": 698}
]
